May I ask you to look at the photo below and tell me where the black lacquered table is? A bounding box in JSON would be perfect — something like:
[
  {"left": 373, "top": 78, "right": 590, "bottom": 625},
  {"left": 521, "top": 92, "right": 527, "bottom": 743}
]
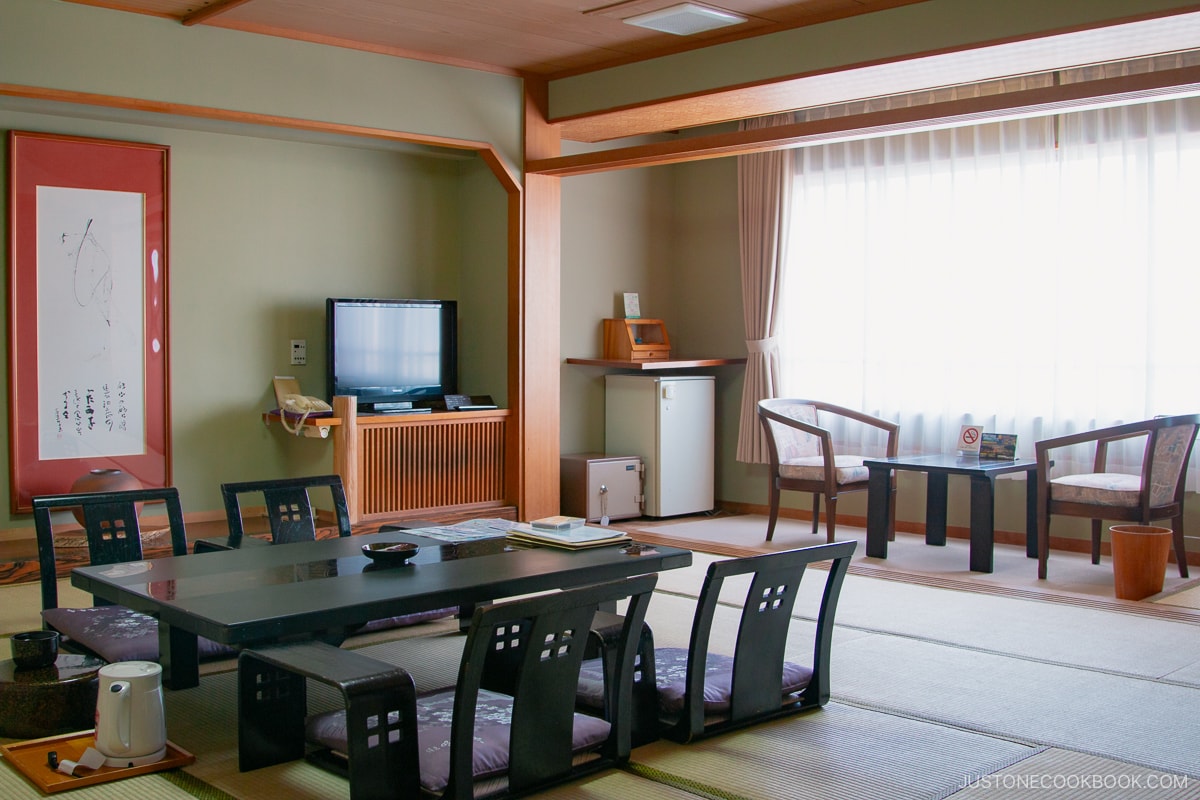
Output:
[
  {"left": 71, "top": 531, "right": 691, "bottom": 689},
  {"left": 863, "top": 454, "right": 1038, "bottom": 573}
]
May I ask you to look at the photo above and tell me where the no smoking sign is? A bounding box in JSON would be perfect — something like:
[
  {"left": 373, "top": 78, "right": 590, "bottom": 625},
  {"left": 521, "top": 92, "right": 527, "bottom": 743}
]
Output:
[{"left": 958, "top": 425, "right": 983, "bottom": 453}]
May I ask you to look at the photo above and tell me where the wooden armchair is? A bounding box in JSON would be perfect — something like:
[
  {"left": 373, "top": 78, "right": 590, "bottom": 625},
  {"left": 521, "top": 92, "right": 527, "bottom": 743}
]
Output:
[
  {"left": 757, "top": 398, "right": 899, "bottom": 542},
  {"left": 1035, "top": 413, "right": 1200, "bottom": 580}
]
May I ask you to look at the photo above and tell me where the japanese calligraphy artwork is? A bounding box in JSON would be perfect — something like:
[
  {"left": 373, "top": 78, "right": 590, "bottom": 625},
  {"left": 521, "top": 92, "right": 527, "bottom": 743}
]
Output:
[
  {"left": 37, "top": 186, "right": 146, "bottom": 460},
  {"left": 8, "top": 132, "right": 170, "bottom": 513}
]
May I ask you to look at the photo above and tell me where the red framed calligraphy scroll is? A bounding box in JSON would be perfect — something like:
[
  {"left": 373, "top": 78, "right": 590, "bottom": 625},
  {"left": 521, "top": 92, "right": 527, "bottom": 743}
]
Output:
[{"left": 7, "top": 131, "right": 171, "bottom": 513}]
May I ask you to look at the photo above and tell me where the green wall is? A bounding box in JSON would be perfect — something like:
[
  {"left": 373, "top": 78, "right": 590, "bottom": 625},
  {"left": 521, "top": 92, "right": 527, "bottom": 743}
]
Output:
[{"left": 0, "top": 0, "right": 516, "bottom": 526}]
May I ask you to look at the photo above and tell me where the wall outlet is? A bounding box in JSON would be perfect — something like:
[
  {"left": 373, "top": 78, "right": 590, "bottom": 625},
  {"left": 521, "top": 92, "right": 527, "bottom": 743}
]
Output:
[{"left": 290, "top": 339, "right": 307, "bottom": 365}]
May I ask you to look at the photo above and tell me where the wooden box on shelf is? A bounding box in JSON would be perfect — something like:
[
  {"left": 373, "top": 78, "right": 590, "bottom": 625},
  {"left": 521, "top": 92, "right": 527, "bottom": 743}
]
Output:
[{"left": 602, "top": 318, "right": 671, "bottom": 362}]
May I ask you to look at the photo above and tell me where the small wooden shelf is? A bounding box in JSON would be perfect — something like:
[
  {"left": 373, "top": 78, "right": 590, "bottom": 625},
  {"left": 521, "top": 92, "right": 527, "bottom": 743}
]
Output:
[
  {"left": 566, "top": 357, "right": 746, "bottom": 370},
  {"left": 603, "top": 318, "right": 671, "bottom": 361},
  {"left": 262, "top": 412, "right": 342, "bottom": 438}
]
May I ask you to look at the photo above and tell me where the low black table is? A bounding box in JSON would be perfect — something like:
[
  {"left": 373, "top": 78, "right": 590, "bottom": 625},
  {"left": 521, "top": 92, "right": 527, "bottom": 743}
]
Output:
[
  {"left": 863, "top": 454, "right": 1038, "bottom": 573},
  {"left": 72, "top": 530, "right": 691, "bottom": 690}
]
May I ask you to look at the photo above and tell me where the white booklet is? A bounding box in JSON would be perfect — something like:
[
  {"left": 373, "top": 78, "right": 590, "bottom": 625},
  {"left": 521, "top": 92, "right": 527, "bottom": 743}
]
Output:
[{"left": 507, "top": 522, "right": 631, "bottom": 549}]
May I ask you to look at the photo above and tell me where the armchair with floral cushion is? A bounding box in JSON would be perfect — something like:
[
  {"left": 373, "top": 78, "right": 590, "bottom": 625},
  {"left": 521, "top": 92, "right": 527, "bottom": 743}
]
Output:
[
  {"left": 757, "top": 398, "right": 899, "bottom": 543},
  {"left": 1034, "top": 413, "right": 1200, "bottom": 580}
]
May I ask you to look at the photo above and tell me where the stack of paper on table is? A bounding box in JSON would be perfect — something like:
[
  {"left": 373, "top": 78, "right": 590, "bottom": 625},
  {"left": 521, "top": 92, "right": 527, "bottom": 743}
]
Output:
[
  {"left": 507, "top": 522, "right": 631, "bottom": 549},
  {"left": 530, "top": 515, "right": 585, "bottom": 531}
]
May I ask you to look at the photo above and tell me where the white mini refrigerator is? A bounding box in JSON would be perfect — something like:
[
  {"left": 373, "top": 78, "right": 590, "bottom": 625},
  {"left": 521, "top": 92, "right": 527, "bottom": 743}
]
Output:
[{"left": 605, "top": 374, "right": 715, "bottom": 517}]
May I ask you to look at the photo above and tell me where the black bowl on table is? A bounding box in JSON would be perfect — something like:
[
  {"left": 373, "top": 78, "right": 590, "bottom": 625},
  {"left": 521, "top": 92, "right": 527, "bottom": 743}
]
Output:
[
  {"left": 11, "top": 630, "right": 60, "bottom": 670},
  {"left": 361, "top": 541, "right": 420, "bottom": 566}
]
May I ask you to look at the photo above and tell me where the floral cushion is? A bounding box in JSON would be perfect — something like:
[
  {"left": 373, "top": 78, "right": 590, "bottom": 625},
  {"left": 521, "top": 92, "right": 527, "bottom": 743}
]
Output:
[
  {"left": 579, "top": 649, "right": 812, "bottom": 717},
  {"left": 779, "top": 455, "right": 869, "bottom": 484},
  {"left": 43, "top": 605, "right": 236, "bottom": 663},
  {"left": 769, "top": 404, "right": 820, "bottom": 461},
  {"left": 306, "top": 688, "right": 611, "bottom": 795},
  {"left": 1049, "top": 473, "right": 1141, "bottom": 507},
  {"left": 652, "top": 648, "right": 812, "bottom": 715}
]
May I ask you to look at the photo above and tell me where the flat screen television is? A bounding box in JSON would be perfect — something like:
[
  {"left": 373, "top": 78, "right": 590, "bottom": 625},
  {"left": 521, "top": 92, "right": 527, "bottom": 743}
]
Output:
[{"left": 326, "top": 298, "right": 458, "bottom": 412}]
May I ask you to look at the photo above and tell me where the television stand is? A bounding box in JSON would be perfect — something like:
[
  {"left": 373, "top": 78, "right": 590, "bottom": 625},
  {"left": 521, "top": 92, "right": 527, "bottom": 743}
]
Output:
[{"left": 331, "top": 396, "right": 512, "bottom": 524}]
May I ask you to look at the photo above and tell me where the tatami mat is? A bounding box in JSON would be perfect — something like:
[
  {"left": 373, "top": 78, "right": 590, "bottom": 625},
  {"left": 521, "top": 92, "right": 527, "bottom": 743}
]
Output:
[
  {"left": 0, "top": 759, "right": 202, "bottom": 800},
  {"left": 2, "top": 519, "right": 1196, "bottom": 800},
  {"left": 625, "top": 515, "right": 1200, "bottom": 622},
  {"left": 834, "top": 634, "right": 1200, "bottom": 779},
  {"left": 631, "top": 702, "right": 1035, "bottom": 800},
  {"left": 533, "top": 769, "right": 712, "bottom": 800},
  {"left": 650, "top": 554, "right": 1200, "bottom": 684}
]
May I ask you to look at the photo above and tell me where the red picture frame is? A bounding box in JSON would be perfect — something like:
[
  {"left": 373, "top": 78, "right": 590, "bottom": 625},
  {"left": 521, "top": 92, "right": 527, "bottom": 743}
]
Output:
[{"left": 7, "top": 131, "right": 170, "bottom": 513}]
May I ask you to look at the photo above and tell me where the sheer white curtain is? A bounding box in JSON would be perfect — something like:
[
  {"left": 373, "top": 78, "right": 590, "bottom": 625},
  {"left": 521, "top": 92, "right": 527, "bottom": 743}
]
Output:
[{"left": 778, "top": 95, "right": 1200, "bottom": 488}]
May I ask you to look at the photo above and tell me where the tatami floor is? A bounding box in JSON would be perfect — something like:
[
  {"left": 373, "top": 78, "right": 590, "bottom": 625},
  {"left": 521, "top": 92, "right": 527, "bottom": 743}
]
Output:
[
  {"left": 2, "top": 515, "right": 1198, "bottom": 799},
  {"left": 620, "top": 513, "right": 1200, "bottom": 618}
]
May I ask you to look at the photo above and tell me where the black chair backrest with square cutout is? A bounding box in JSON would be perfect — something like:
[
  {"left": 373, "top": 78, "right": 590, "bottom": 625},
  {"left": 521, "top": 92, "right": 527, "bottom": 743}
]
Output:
[
  {"left": 297, "top": 574, "right": 658, "bottom": 800},
  {"left": 32, "top": 486, "right": 235, "bottom": 664},
  {"left": 220, "top": 473, "right": 351, "bottom": 547},
  {"left": 220, "top": 474, "right": 452, "bottom": 633},
  {"left": 578, "top": 539, "right": 856, "bottom": 744}
]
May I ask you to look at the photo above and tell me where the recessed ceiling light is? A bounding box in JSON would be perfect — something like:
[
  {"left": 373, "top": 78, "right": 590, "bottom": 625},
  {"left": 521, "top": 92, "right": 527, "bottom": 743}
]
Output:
[{"left": 624, "top": 3, "right": 747, "bottom": 36}]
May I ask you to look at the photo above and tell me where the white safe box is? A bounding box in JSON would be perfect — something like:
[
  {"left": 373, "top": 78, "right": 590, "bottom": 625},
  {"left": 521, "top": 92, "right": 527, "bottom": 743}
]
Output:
[{"left": 560, "top": 453, "right": 644, "bottom": 523}]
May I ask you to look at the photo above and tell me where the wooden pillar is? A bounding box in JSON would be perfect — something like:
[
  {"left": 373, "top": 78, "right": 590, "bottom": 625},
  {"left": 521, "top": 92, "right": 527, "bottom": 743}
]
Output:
[
  {"left": 517, "top": 79, "right": 563, "bottom": 522},
  {"left": 332, "top": 395, "right": 359, "bottom": 524}
]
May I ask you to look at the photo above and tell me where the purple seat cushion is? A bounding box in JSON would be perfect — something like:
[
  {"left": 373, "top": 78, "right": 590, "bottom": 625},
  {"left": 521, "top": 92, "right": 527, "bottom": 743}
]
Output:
[
  {"left": 43, "top": 606, "right": 236, "bottom": 663},
  {"left": 353, "top": 607, "right": 456, "bottom": 634},
  {"left": 576, "top": 658, "right": 609, "bottom": 710},
  {"left": 653, "top": 647, "right": 812, "bottom": 715},
  {"left": 578, "top": 649, "right": 812, "bottom": 717},
  {"left": 307, "top": 687, "right": 612, "bottom": 794}
]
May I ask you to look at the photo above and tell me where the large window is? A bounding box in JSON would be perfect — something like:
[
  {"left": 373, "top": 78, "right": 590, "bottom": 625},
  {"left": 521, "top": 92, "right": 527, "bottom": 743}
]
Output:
[{"left": 777, "top": 96, "right": 1200, "bottom": 486}]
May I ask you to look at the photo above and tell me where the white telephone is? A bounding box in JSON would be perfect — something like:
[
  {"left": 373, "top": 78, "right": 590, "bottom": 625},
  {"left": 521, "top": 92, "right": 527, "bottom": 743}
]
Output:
[
  {"left": 279, "top": 394, "right": 332, "bottom": 434},
  {"left": 273, "top": 376, "right": 332, "bottom": 435},
  {"left": 281, "top": 394, "right": 332, "bottom": 415}
]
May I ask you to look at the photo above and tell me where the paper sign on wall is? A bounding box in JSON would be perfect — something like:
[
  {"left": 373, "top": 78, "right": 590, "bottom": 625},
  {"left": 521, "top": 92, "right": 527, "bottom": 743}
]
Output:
[{"left": 958, "top": 425, "right": 983, "bottom": 454}]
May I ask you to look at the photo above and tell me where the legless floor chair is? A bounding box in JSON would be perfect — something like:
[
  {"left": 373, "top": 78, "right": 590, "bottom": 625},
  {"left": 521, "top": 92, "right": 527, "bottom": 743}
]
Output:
[
  {"left": 33, "top": 487, "right": 235, "bottom": 663},
  {"left": 578, "top": 540, "right": 856, "bottom": 744},
  {"left": 240, "top": 575, "right": 657, "bottom": 800}
]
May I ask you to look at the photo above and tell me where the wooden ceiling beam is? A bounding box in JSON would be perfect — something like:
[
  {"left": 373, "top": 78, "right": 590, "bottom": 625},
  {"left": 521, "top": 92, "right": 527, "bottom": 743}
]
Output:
[{"left": 529, "top": 64, "right": 1200, "bottom": 176}]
